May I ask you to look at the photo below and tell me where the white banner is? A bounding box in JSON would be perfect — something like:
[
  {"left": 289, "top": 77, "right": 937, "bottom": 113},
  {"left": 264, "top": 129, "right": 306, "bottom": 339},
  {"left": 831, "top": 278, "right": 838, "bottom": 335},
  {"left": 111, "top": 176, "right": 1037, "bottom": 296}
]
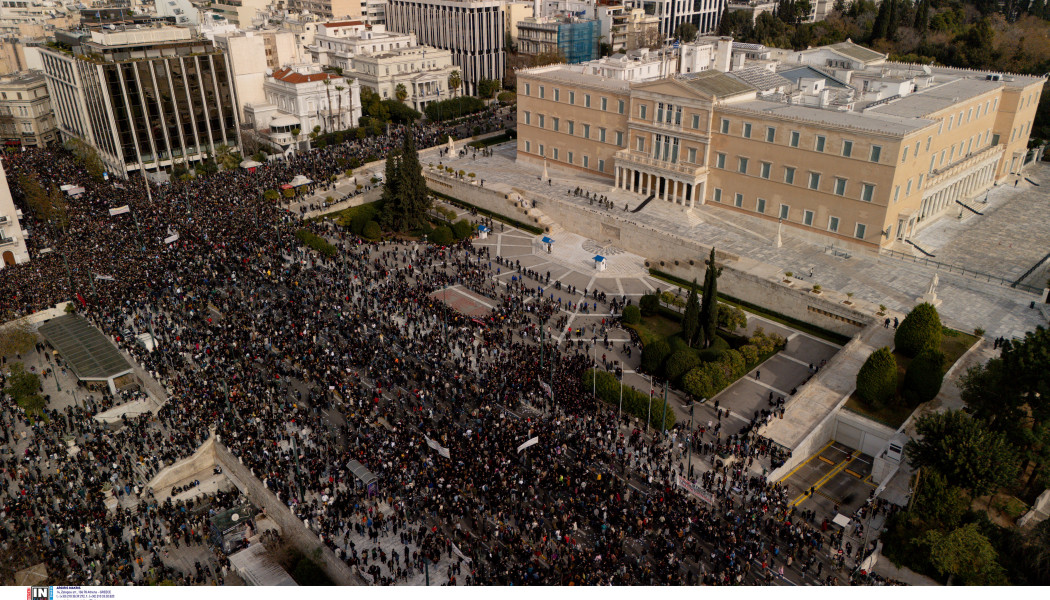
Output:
[
  {"left": 94, "top": 274, "right": 115, "bottom": 281},
  {"left": 109, "top": 205, "right": 130, "bottom": 216},
  {"left": 424, "top": 435, "right": 450, "bottom": 459},
  {"left": 164, "top": 233, "right": 179, "bottom": 244},
  {"left": 517, "top": 436, "right": 539, "bottom": 453},
  {"left": 676, "top": 475, "right": 715, "bottom": 505},
  {"left": 451, "top": 542, "right": 471, "bottom": 563},
  {"left": 538, "top": 379, "right": 552, "bottom": 399}
]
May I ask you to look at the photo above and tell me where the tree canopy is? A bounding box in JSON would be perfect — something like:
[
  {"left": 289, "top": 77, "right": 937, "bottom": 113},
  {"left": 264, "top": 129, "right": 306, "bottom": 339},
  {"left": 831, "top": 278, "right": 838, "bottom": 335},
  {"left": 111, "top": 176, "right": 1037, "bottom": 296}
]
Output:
[{"left": 907, "top": 410, "right": 1019, "bottom": 496}]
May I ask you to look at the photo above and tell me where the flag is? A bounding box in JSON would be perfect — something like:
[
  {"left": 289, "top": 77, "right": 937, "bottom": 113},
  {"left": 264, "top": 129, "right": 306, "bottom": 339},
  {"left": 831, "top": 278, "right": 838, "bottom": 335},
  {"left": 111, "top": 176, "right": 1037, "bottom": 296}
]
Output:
[
  {"left": 517, "top": 436, "right": 539, "bottom": 453},
  {"left": 109, "top": 205, "right": 130, "bottom": 216},
  {"left": 75, "top": 293, "right": 87, "bottom": 307},
  {"left": 539, "top": 379, "right": 552, "bottom": 399},
  {"left": 424, "top": 435, "right": 450, "bottom": 459},
  {"left": 164, "top": 232, "right": 179, "bottom": 244}
]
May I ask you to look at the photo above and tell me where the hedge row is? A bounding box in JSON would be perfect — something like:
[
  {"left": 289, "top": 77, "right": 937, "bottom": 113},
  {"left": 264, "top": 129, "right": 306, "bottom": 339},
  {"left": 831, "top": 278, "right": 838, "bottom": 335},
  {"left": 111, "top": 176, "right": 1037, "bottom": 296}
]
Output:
[
  {"left": 429, "top": 190, "right": 545, "bottom": 234},
  {"left": 424, "top": 96, "right": 486, "bottom": 122},
  {"left": 583, "top": 369, "right": 677, "bottom": 429},
  {"left": 295, "top": 229, "right": 337, "bottom": 257},
  {"left": 680, "top": 329, "right": 785, "bottom": 400}
]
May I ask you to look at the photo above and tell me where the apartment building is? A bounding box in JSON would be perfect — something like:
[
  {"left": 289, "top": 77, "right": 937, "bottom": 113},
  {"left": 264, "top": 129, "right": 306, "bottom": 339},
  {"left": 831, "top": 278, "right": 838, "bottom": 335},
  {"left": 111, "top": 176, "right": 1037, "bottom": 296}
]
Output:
[
  {"left": 516, "top": 40, "right": 1045, "bottom": 251},
  {"left": 0, "top": 157, "right": 28, "bottom": 268},
  {"left": 40, "top": 25, "right": 240, "bottom": 177},
  {"left": 214, "top": 29, "right": 302, "bottom": 120},
  {"left": 386, "top": 0, "right": 505, "bottom": 96},
  {"left": 0, "top": 70, "right": 57, "bottom": 147},
  {"left": 517, "top": 15, "right": 599, "bottom": 64}
]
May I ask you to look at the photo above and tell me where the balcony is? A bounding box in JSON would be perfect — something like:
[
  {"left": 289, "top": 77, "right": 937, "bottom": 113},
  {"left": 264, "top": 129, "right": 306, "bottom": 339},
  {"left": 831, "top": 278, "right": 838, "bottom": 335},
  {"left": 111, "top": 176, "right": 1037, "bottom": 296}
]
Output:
[
  {"left": 615, "top": 149, "right": 707, "bottom": 178},
  {"left": 926, "top": 143, "right": 1004, "bottom": 189},
  {"left": 0, "top": 236, "right": 15, "bottom": 246}
]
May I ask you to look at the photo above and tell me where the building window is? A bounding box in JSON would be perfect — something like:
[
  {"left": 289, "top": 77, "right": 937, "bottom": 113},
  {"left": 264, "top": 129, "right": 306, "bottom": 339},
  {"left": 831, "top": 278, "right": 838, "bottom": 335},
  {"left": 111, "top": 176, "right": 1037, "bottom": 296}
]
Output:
[
  {"left": 616, "top": 131, "right": 623, "bottom": 146},
  {"left": 714, "top": 188, "right": 722, "bottom": 202},
  {"left": 599, "top": 127, "right": 606, "bottom": 143},
  {"left": 601, "top": 97, "right": 608, "bottom": 111},
  {"left": 554, "top": 88, "right": 560, "bottom": 102},
  {"left": 552, "top": 148, "right": 559, "bottom": 160},
  {"left": 692, "top": 114, "right": 700, "bottom": 129},
  {"left": 918, "top": 174, "right": 924, "bottom": 189},
  {"left": 525, "top": 83, "right": 531, "bottom": 96},
  {"left": 584, "top": 94, "right": 591, "bottom": 108},
  {"left": 809, "top": 172, "right": 821, "bottom": 190},
  {"left": 639, "top": 104, "right": 647, "bottom": 119},
  {"left": 568, "top": 121, "right": 575, "bottom": 135},
  {"left": 828, "top": 216, "right": 839, "bottom": 233},
  {"left": 552, "top": 117, "right": 559, "bottom": 132},
  {"left": 720, "top": 118, "right": 729, "bottom": 134},
  {"left": 779, "top": 204, "right": 789, "bottom": 220},
  {"left": 598, "top": 159, "right": 605, "bottom": 172},
  {"left": 893, "top": 185, "right": 900, "bottom": 203},
  {"left": 834, "top": 177, "right": 847, "bottom": 196},
  {"left": 567, "top": 151, "right": 573, "bottom": 164},
  {"left": 815, "top": 135, "right": 826, "bottom": 152},
  {"left": 855, "top": 223, "right": 866, "bottom": 239},
  {"left": 842, "top": 140, "right": 853, "bottom": 157},
  {"left": 790, "top": 131, "right": 800, "bottom": 147},
  {"left": 618, "top": 99, "right": 625, "bottom": 114},
  {"left": 861, "top": 183, "right": 874, "bottom": 202},
  {"left": 784, "top": 166, "right": 796, "bottom": 184},
  {"left": 524, "top": 111, "right": 531, "bottom": 125},
  {"left": 538, "top": 114, "right": 545, "bottom": 128},
  {"left": 870, "top": 145, "right": 881, "bottom": 162},
  {"left": 756, "top": 198, "right": 766, "bottom": 213},
  {"left": 766, "top": 127, "right": 776, "bottom": 143},
  {"left": 539, "top": 86, "right": 544, "bottom": 99},
  {"left": 803, "top": 209, "right": 814, "bottom": 226},
  {"left": 925, "top": 136, "right": 931, "bottom": 152},
  {"left": 688, "top": 147, "right": 697, "bottom": 163},
  {"left": 743, "top": 123, "right": 752, "bottom": 138},
  {"left": 569, "top": 91, "right": 575, "bottom": 104},
  {"left": 583, "top": 155, "right": 589, "bottom": 168},
  {"left": 525, "top": 140, "right": 531, "bottom": 153},
  {"left": 902, "top": 145, "right": 908, "bottom": 163},
  {"left": 735, "top": 193, "right": 743, "bottom": 207},
  {"left": 716, "top": 153, "right": 726, "bottom": 169},
  {"left": 760, "top": 162, "right": 771, "bottom": 179},
  {"left": 583, "top": 124, "right": 590, "bottom": 139},
  {"left": 538, "top": 144, "right": 544, "bottom": 156},
  {"left": 738, "top": 157, "right": 748, "bottom": 173},
  {"left": 906, "top": 179, "right": 912, "bottom": 196},
  {"left": 636, "top": 135, "right": 644, "bottom": 151}
]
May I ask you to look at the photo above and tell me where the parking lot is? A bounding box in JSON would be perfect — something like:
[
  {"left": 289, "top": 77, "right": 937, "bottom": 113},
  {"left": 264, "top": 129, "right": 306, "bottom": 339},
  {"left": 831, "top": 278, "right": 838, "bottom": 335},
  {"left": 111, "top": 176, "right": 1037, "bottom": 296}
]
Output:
[{"left": 781, "top": 441, "right": 876, "bottom": 516}]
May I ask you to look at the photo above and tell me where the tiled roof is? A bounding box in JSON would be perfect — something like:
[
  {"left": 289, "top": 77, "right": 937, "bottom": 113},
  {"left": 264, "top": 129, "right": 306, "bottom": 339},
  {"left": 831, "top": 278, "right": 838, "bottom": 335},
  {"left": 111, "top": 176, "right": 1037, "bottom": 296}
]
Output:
[
  {"left": 272, "top": 67, "right": 340, "bottom": 84},
  {"left": 325, "top": 20, "right": 364, "bottom": 27},
  {"left": 727, "top": 67, "right": 790, "bottom": 92}
]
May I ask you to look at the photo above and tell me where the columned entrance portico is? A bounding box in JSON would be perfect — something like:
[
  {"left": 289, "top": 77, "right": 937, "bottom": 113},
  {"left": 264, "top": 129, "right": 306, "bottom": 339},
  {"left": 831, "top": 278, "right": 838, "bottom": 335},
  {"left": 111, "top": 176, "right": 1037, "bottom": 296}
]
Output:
[{"left": 614, "top": 156, "right": 707, "bottom": 209}]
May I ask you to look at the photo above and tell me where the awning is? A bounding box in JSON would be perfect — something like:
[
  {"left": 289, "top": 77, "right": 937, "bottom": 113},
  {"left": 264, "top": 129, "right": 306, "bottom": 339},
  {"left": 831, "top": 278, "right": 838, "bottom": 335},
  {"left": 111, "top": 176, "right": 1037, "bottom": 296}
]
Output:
[
  {"left": 593, "top": 255, "right": 606, "bottom": 262},
  {"left": 280, "top": 184, "right": 293, "bottom": 190},
  {"left": 541, "top": 236, "right": 554, "bottom": 244},
  {"left": 269, "top": 115, "right": 299, "bottom": 128},
  {"left": 477, "top": 225, "right": 490, "bottom": 232},
  {"left": 288, "top": 174, "right": 313, "bottom": 187},
  {"left": 239, "top": 160, "right": 262, "bottom": 169}
]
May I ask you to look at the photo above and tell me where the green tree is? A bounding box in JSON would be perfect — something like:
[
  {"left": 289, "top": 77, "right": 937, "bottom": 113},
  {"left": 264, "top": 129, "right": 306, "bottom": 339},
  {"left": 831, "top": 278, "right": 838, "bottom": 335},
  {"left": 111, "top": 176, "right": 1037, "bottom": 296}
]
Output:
[
  {"left": 430, "top": 225, "right": 453, "bottom": 245},
  {"left": 533, "top": 50, "right": 567, "bottom": 66},
  {"left": 664, "top": 350, "right": 701, "bottom": 383},
  {"left": 675, "top": 22, "right": 698, "bottom": 42},
  {"left": 622, "top": 304, "right": 641, "bottom": 324},
  {"left": 856, "top": 346, "right": 897, "bottom": 407},
  {"left": 638, "top": 294, "right": 659, "bottom": 316},
  {"left": 640, "top": 339, "right": 671, "bottom": 374},
  {"left": 477, "top": 78, "right": 501, "bottom": 99},
  {"left": 452, "top": 219, "right": 473, "bottom": 240},
  {"left": 362, "top": 220, "right": 382, "bottom": 240},
  {"left": 4, "top": 362, "right": 44, "bottom": 414},
  {"left": 682, "top": 279, "right": 701, "bottom": 348},
  {"left": 903, "top": 348, "right": 945, "bottom": 406},
  {"left": 894, "top": 302, "right": 942, "bottom": 357},
  {"left": 717, "top": 303, "right": 747, "bottom": 332},
  {"left": 907, "top": 410, "right": 1019, "bottom": 497},
  {"left": 914, "top": 0, "right": 930, "bottom": 31},
  {"left": 923, "top": 523, "right": 1006, "bottom": 585},
  {"left": 380, "top": 148, "right": 402, "bottom": 228},
  {"left": 871, "top": 0, "right": 893, "bottom": 41},
  {"left": 395, "top": 83, "right": 408, "bottom": 104},
  {"left": 448, "top": 70, "right": 462, "bottom": 98},
  {"left": 699, "top": 248, "right": 722, "bottom": 348},
  {"left": 392, "top": 129, "right": 430, "bottom": 231},
  {"left": 912, "top": 469, "right": 968, "bottom": 530},
  {"left": 0, "top": 318, "right": 36, "bottom": 358}
]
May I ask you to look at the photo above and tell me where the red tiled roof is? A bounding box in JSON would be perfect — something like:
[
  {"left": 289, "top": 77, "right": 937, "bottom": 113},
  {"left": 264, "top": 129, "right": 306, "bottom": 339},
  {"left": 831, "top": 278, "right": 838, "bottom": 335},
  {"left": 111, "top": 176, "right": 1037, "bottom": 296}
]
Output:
[
  {"left": 324, "top": 20, "right": 364, "bottom": 27},
  {"left": 272, "top": 67, "right": 342, "bottom": 84}
]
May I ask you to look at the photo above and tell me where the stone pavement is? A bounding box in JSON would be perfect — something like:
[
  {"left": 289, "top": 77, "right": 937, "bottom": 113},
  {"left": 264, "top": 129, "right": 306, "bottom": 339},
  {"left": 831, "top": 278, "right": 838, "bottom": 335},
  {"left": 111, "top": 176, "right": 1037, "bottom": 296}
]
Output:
[{"left": 433, "top": 143, "right": 1047, "bottom": 340}]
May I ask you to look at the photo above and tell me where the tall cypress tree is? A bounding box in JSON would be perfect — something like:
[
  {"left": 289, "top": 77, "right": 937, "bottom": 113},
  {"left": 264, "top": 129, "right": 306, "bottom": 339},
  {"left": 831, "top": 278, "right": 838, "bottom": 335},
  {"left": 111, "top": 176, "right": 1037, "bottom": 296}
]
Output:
[
  {"left": 683, "top": 279, "right": 701, "bottom": 348},
  {"left": 699, "top": 248, "right": 722, "bottom": 348},
  {"left": 886, "top": 0, "right": 899, "bottom": 40},
  {"left": 870, "top": 0, "right": 891, "bottom": 41},
  {"left": 396, "top": 128, "right": 430, "bottom": 231},
  {"left": 380, "top": 148, "right": 402, "bottom": 230},
  {"left": 914, "top": 0, "right": 930, "bottom": 32}
]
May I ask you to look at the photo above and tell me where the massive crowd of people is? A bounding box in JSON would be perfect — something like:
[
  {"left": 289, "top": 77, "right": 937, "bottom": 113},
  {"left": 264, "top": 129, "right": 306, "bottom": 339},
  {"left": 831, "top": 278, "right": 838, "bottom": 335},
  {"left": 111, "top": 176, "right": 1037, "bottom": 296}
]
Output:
[{"left": 0, "top": 109, "right": 896, "bottom": 586}]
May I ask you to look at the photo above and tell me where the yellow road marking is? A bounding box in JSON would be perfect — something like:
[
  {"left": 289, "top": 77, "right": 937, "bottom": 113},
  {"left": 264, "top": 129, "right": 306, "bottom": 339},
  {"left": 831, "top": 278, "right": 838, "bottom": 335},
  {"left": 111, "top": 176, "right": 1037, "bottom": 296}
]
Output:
[
  {"left": 845, "top": 469, "right": 861, "bottom": 478},
  {"left": 778, "top": 440, "right": 836, "bottom": 483},
  {"left": 819, "top": 456, "right": 835, "bottom": 465},
  {"left": 789, "top": 450, "right": 859, "bottom": 507}
]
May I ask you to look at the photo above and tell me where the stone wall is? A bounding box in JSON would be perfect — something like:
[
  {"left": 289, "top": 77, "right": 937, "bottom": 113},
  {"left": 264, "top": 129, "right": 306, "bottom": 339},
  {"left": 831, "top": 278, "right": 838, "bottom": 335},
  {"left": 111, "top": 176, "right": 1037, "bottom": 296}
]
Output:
[
  {"left": 147, "top": 435, "right": 218, "bottom": 491},
  {"left": 212, "top": 439, "right": 365, "bottom": 586}
]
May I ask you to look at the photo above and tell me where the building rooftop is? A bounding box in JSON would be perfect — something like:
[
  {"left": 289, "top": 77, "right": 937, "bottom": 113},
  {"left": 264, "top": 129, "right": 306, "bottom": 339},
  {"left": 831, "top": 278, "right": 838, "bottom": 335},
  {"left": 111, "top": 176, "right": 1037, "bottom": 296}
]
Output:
[
  {"left": 272, "top": 66, "right": 342, "bottom": 84},
  {"left": 726, "top": 99, "right": 936, "bottom": 136},
  {"left": 517, "top": 64, "right": 632, "bottom": 92},
  {"left": 728, "top": 66, "right": 790, "bottom": 92},
  {"left": 679, "top": 69, "right": 755, "bottom": 98},
  {"left": 777, "top": 65, "right": 851, "bottom": 89},
  {"left": 866, "top": 77, "right": 1001, "bottom": 118},
  {"left": 38, "top": 314, "right": 134, "bottom": 381},
  {"left": 825, "top": 40, "right": 885, "bottom": 64}
]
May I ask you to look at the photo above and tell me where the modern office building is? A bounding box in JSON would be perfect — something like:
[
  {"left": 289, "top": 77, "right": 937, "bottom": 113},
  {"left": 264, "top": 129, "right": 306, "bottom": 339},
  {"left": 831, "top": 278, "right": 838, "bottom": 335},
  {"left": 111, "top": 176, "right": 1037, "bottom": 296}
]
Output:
[
  {"left": 0, "top": 157, "right": 29, "bottom": 268},
  {"left": 386, "top": 0, "right": 505, "bottom": 96},
  {"left": 0, "top": 70, "right": 57, "bottom": 147},
  {"left": 634, "top": 0, "right": 726, "bottom": 41},
  {"left": 517, "top": 15, "right": 600, "bottom": 64},
  {"left": 516, "top": 40, "right": 1045, "bottom": 251},
  {"left": 39, "top": 25, "right": 240, "bottom": 177}
]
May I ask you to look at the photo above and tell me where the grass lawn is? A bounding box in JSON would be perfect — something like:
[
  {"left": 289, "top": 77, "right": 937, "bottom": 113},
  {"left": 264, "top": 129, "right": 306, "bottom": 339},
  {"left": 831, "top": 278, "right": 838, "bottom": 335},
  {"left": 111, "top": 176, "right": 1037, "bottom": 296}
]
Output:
[
  {"left": 468, "top": 132, "right": 515, "bottom": 148},
  {"left": 325, "top": 201, "right": 381, "bottom": 227},
  {"left": 846, "top": 328, "right": 980, "bottom": 428},
  {"left": 625, "top": 313, "right": 682, "bottom": 346}
]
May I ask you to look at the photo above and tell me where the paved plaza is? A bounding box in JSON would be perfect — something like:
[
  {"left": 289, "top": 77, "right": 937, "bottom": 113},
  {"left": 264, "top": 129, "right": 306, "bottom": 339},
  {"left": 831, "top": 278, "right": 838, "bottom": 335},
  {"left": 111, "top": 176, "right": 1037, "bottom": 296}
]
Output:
[{"left": 431, "top": 143, "right": 1049, "bottom": 340}]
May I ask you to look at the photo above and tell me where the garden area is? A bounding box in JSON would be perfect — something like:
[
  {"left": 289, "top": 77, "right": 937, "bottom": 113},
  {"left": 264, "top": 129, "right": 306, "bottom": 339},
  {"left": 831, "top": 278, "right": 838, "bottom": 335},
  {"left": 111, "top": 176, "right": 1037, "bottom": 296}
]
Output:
[
  {"left": 625, "top": 252, "right": 786, "bottom": 402},
  {"left": 878, "top": 326, "right": 1050, "bottom": 585},
  {"left": 846, "top": 302, "right": 979, "bottom": 428}
]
